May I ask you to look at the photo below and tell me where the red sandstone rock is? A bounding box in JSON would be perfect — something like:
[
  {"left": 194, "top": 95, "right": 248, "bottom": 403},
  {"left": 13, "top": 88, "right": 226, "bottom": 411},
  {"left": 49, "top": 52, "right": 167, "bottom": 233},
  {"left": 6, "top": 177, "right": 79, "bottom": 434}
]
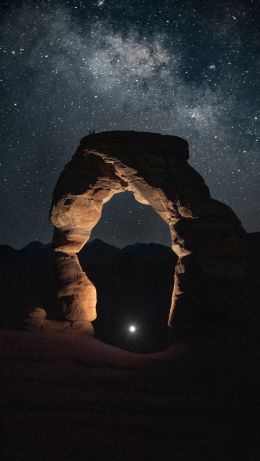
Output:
[{"left": 49, "top": 131, "right": 248, "bottom": 331}]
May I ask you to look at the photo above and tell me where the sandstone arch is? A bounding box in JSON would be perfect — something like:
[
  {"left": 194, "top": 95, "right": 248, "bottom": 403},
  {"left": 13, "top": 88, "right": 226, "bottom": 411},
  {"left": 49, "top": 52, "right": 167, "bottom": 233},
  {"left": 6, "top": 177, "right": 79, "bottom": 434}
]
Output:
[{"left": 50, "top": 131, "right": 247, "bottom": 335}]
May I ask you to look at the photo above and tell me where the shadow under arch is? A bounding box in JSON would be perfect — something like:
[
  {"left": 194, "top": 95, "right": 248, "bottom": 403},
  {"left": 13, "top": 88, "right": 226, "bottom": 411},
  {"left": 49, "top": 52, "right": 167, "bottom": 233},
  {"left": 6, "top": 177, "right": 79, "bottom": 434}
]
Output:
[
  {"left": 50, "top": 131, "right": 247, "bottom": 338},
  {"left": 78, "top": 190, "right": 176, "bottom": 352}
]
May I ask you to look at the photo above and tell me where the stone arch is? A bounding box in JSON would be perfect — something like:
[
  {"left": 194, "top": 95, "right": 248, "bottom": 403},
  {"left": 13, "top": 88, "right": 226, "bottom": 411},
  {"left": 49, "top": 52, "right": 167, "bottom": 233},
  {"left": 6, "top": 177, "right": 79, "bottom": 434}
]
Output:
[{"left": 50, "top": 131, "right": 247, "bottom": 335}]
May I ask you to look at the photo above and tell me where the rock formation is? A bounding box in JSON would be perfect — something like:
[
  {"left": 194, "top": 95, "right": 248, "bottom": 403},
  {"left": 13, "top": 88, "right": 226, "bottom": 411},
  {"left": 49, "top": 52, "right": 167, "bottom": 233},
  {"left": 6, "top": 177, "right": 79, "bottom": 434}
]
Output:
[{"left": 49, "top": 131, "right": 248, "bottom": 335}]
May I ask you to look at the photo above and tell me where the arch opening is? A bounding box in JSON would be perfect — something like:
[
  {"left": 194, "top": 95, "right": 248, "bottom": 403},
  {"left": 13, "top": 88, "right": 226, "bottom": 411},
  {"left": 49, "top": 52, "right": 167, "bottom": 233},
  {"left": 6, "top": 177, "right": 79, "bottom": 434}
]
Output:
[
  {"left": 78, "top": 190, "right": 175, "bottom": 352},
  {"left": 89, "top": 191, "right": 172, "bottom": 248},
  {"left": 49, "top": 131, "right": 247, "bottom": 343}
]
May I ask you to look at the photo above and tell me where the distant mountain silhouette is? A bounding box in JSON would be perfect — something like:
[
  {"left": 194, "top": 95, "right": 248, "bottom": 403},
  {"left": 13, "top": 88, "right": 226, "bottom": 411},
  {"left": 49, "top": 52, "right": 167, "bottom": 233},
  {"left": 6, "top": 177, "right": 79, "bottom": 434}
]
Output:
[
  {"left": 0, "top": 234, "right": 259, "bottom": 352},
  {"left": 20, "top": 241, "right": 46, "bottom": 251},
  {"left": 0, "top": 244, "right": 17, "bottom": 262},
  {"left": 0, "top": 238, "right": 177, "bottom": 352},
  {"left": 81, "top": 238, "right": 120, "bottom": 261},
  {"left": 121, "top": 242, "right": 173, "bottom": 257}
]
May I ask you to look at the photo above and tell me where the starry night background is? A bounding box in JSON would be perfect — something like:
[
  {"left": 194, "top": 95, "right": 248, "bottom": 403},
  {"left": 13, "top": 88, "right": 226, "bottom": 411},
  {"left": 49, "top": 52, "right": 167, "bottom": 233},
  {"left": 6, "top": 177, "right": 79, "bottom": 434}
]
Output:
[{"left": 0, "top": 0, "right": 259, "bottom": 249}]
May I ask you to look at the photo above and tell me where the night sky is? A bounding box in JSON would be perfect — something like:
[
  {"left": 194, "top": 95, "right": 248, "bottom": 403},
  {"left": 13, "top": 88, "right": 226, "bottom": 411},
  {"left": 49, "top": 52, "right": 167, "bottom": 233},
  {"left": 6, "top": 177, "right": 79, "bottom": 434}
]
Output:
[{"left": 0, "top": 0, "right": 259, "bottom": 249}]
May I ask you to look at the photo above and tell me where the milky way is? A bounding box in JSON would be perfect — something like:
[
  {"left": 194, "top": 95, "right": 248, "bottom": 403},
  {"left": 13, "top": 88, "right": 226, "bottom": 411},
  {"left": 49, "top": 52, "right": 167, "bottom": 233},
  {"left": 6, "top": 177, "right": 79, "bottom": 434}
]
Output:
[{"left": 0, "top": 0, "right": 259, "bottom": 248}]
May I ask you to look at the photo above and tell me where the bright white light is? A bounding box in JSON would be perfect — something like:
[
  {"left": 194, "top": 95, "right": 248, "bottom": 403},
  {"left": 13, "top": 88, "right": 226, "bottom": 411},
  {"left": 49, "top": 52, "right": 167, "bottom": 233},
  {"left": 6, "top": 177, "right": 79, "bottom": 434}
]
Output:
[{"left": 129, "top": 325, "right": 136, "bottom": 333}]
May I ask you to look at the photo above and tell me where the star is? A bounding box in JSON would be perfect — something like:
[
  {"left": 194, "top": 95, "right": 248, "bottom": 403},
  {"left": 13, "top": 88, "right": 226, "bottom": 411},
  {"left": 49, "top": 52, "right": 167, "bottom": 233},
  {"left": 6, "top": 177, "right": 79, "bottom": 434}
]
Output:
[{"left": 0, "top": 0, "right": 259, "bottom": 248}]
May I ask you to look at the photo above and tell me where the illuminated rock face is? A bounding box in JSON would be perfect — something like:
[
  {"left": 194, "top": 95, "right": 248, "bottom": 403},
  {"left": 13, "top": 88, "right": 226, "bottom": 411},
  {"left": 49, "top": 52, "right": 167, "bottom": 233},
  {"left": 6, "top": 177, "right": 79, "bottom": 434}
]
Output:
[{"left": 50, "top": 131, "right": 247, "bottom": 334}]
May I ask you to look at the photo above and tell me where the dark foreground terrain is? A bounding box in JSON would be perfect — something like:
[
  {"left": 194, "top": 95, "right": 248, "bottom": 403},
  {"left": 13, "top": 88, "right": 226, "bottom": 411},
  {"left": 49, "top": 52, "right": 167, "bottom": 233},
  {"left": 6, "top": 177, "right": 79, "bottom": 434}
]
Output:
[
  {"left": 0, "top": 233, "right": 259, "bottom": 459},
  {"left": 0, "top": 329, "right": 258, "bottom": 461}
]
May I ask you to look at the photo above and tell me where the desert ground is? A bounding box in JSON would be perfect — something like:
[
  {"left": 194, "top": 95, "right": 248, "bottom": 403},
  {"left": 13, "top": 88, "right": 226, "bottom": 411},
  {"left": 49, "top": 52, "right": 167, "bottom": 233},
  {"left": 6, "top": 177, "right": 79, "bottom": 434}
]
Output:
[{"left": 0, "top": 328, "right": 257, "bottom": 461}]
